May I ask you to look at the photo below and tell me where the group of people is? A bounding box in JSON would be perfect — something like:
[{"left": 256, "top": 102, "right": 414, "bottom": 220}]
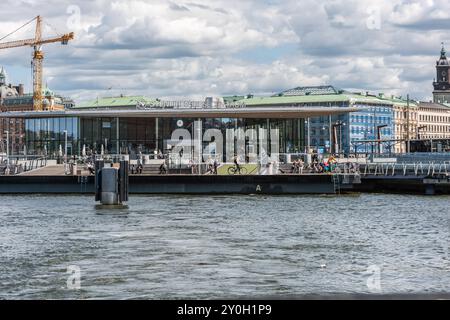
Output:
[
  {"left": 287, "top": 156, "right": 340, "bottom": 174},
  {"left": 131, "top": 164, "right": 144, "bottom": 174},
  {"left": 186, "top": 158, "right": 220, "bottom": 175},
  {"left": 291, "top": 158, "right": 305, "bottom": 174},
  {"left": 295, "top": 156, "right": 360, "bottom": 174},
  {"left": 207, "top": 158, "right": 220, "bottom": 175},
  {"left": 309, "top": 156, "right": 338, "bottom": 173},
  {"left": 1, "top": 161, "right": 24, "bottom": 176},
  {"left": 81, "top": 152, "right": 359, "bottom": 176}
]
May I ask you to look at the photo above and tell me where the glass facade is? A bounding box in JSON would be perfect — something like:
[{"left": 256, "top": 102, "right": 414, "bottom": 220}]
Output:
[
  {"left": 25, "top": 117, "right": 79, "bottom": 156},
  {"left": 349, "top": 105, "right": 394, "bottom": 153},
  {"left": 24, "top": 116, "right": 306, "bottom": 161},
  {"left": 23, "top": 106, "right": 395, "bottom": 159},
  {"left": 308, "top": 104, "right": 395, "bottom": 154}
]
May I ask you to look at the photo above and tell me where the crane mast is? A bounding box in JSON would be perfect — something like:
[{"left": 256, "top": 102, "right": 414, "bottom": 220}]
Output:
[{"left": 33, "top": 16, "right": 43, "bottom": 111}]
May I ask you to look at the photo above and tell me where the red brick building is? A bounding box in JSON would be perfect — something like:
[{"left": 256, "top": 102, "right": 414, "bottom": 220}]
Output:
[{"left": 0, "top": 67, "right": 65, "bottom": 155}]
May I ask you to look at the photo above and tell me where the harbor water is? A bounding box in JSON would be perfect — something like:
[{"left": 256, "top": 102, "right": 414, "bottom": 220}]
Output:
[{"left": 0, "top": 194, "right": 449, "bottom": 299}]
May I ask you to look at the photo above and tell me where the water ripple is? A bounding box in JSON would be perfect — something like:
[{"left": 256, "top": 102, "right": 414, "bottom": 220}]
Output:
[{"left": 0, "top": 194, "right": 449, "bottom": 299}]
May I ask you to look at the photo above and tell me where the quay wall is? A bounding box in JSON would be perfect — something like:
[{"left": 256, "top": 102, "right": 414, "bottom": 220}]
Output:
[
  {"left": 0, "top": 174, "right": 448, "bottom": 195},
  {"left": 0, "top": 174, "right": 337, "bottom": 195},
  {"left": 356, "top": 175, "right": 450, "bottom": 195}
]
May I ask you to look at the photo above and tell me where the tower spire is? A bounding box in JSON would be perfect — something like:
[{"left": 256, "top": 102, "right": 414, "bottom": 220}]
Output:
[
  {"left": 0, "top": 66, "right": 6, "bottom": 85},
  {"left": 434, "top": 43, "right": 450, "bottom": 103}
]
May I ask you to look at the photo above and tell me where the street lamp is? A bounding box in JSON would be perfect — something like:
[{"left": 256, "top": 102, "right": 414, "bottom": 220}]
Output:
[
  {"left": 63, "top": 130, "right": 68, "bottom": 173},
  {"left": 377, "top": 125, "right": 388, "bottom": 154},
  {"left": 4, "top": 130, "right": 9, "bottom": 167},
  {"left": 332, "top": 121, "right": 346, "bottom": 155},
  {"left": 340, "top": 122, "right": 346, "bottom": 155},
  {"left": 321, "top": 126, "right": 327, "bottom": 153},
  {"left": 304, "top": 118, "right": 312, "bottom": 154}
]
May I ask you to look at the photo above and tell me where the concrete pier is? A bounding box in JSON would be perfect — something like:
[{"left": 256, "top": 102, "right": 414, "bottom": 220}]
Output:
[
  {"left": 1, "top": 172, "right": 448, "bottom": 195},
  {"left": 0, "top": 174, "right": 347, "bottom": 195},
  {"left": 354, "top": 175, "right": 450, "bottom": 195}
]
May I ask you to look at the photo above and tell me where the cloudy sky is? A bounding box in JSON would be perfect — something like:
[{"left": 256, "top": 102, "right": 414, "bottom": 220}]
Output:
[{"left": 0, "top": 0, "right": 448, "bottom": 102}]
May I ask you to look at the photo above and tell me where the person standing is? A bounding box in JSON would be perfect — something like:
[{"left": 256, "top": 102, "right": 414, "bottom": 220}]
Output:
[
  {"left": 298, "top": 158, "right": 304, "bottom": 174},
  {"left": 159, "top": 162, "right": 167, "bottom": 174},
  {"left": 213, "top": 159, "right": 219, "bottom": 175}
]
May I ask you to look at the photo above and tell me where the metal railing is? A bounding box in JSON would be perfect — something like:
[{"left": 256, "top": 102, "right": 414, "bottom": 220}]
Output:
[
  {"left": 361, "top": 161, "right": 450, "bottom": 177},
  {"left": 0, "top": 157, "right": 48, "bottom": 176}
]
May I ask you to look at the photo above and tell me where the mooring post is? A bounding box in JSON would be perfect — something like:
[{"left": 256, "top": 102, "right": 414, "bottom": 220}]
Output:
[
  {"left": 95, "top": 160, "right": 129, "bottom": 206},
  {"left": 94, "top": 160, "right": 104, "bottom": 202}
]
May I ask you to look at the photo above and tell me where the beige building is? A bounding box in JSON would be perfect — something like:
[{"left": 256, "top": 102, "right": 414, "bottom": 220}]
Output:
[
  {"left": 417, "top": 102, "right": 450, "bottom": 140},
  {"left": 391, "top": 99, "right": 419, "bottom": 153}
]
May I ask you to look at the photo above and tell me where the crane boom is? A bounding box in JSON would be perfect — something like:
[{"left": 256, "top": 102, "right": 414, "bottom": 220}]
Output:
[
  {"left": 0, "top": 16, "right": 74, "bottom": 111},
  {"left": 0, "top": 33, "right": 74, "bottom": 50},
  {"left": 0, "top": 38, "right": 37, "bottom": 49}
]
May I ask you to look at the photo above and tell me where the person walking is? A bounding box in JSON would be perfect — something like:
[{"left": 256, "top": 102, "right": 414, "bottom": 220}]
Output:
[{"left": 159, "top": 162, "right": 167, "bottom": 174}]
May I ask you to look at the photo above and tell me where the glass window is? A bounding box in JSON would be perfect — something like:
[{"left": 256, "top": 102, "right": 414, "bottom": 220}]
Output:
[
  {"left": 73, "top": 118, "right": 79, "bottom": 140},
  {"left": 66, "top": 117, "right": 73, "bottom": 139},
  {"left": 59, "top": 118, "right": 66, "bottom": 141}
]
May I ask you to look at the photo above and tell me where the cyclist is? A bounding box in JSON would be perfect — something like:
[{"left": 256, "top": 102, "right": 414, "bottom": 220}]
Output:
[{"left": 233, "top": 155, "right": 241, "bottom": 174}]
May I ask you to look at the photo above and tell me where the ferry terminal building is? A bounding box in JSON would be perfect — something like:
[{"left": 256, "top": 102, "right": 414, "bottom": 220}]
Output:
[{"left": 0, "top": 85, "right": 410, "bottom": 162}]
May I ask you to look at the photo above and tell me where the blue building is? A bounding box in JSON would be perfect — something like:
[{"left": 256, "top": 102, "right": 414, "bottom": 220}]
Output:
[{"left": 271, "top": 86, "right": 395, "bottom": 154}]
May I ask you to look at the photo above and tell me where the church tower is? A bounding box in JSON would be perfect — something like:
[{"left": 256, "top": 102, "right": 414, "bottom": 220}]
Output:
[
  {"left": 0, "top": 67, "right": 6, "bottom": 86},
  {"left": 433, "top": 43, "right": 450, "bottom": 103}
]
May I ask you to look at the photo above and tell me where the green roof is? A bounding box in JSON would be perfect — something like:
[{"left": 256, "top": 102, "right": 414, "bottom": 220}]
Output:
[
  {"left": 223, "top": 95, "right": 246, "bottom": 103},
  {"left": 373, "top": 95, "right": 418, "bottom": 107},
  {"left": 242, "top": 94, "right": 349, "bottom": 106},
  {"left": 75, "top": 96, "right": 156, "bottom": 109},
  {"left": 242, "top": 92, "right": 418, "bottom": 107},
  {"left": 255, "top": 85, "right": 420, "bottom": 107}
]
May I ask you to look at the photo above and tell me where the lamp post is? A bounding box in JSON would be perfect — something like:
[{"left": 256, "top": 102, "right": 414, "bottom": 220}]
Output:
[
  {"left": 63, "top": 130, "right": 68, "bottom": 173},
  {"left": 332, "top": 121, "right": 346, "bottom": 155},
  {"left": 305, "top": 118, "right": 310, "bottom": 154},
  {"left": 340, "top": 123, "right": 346, "bottom": 156},
  {"left": 321, "top": 126, "right": 326, "bottom": 153},
  {"left": 377, "top": 125, "right": 388, "bottom": 154},
  {"left": 4, "top": 130, "right": 9, "bottom": 167}
]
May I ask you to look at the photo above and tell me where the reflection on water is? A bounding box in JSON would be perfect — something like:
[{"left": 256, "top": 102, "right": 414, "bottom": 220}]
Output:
[{"left": 0, "top": 194, "right": 449, "bottom": 299}]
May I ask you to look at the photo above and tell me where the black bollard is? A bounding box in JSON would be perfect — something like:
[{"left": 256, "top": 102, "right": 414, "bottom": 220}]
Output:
[{"left": 95, "top": 160, "right": 129, "bottom": 206}]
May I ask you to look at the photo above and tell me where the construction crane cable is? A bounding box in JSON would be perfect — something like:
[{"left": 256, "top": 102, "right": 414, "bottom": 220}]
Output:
[
  {"left": 43, "top": 20, "right": 63, "bottom": 38},
  {"left": 0, "top": 17, "right": 37, "bottom": 42}
]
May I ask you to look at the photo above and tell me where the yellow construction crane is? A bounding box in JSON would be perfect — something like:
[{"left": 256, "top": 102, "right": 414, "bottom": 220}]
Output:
[{"left": 0, "top": 16, "right": 74, "bottom": 111}]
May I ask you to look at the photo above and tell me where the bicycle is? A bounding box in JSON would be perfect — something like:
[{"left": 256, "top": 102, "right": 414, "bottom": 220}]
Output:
[{"left": 227, "top": 165, "right": 248, "bottom": 175}]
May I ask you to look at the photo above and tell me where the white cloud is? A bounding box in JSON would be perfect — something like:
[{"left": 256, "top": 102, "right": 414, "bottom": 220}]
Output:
[{"left": 0, "top": 0, "right": 447, "bottom": 103}]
